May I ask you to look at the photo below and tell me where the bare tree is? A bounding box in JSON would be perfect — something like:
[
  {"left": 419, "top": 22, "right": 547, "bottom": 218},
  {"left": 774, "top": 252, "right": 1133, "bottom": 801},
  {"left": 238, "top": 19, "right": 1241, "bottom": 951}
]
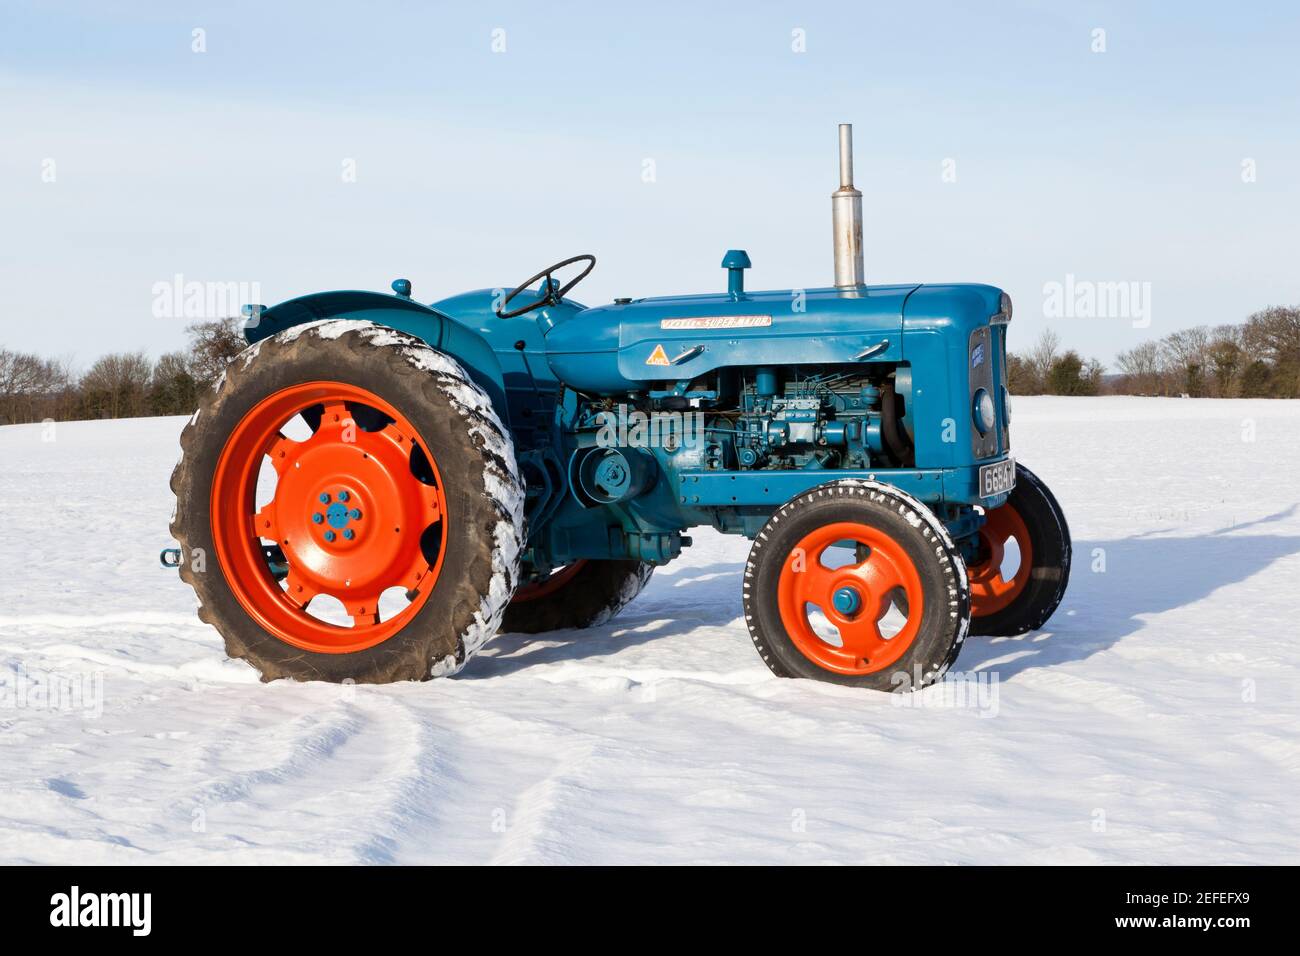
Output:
[
  {"left": 1115, "top": 340, "right": 1163, "bottom": 395},
  {"left": 1206, "top": 325, "right": 1243, "bottom": 397},
  {"left": 1018, "top": 329, "right": 1060, "bottom": 394},
  {"left": 1162, "top": 326, "right": 1210, "bottom": 396},
  {"left": 0, "top": 348, "right": 71, "bottom": 424},
  {"left": 149, "top": 351, "right": 201, "bottom": 416},
  {"left": 1083, "top": 357, "right": 1106, "bottom": 394},
  {"left": 186, "top": 318, "right": 247, "bottom": 388},
  {"left": 80, "top": 352, "right": 154, "bottom": 419},
  {"left": 1244, "top": 306, "right": 1300, "bottom": 362},
  {"left": 1243, "top": 306, "right": 1300, "bottom": 396}
]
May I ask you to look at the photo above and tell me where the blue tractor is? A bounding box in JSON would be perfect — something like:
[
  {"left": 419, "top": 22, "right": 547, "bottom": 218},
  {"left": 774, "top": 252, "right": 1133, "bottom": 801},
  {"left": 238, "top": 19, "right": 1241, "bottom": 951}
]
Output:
[{"left": 168, "top": 125, "right": 1070, "bottom": 691}]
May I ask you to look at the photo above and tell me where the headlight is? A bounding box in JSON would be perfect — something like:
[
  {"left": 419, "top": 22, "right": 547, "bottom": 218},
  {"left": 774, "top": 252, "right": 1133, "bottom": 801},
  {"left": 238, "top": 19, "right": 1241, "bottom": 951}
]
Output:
[
  {"left": 992, "top": 291, "right": 1013, "bottom": 324},
  {"left": 974, "top": 389, "right": 996, "bottom": 434},
  {"left": 1002, "top": 386, "right": 1012, "bottom": 425}
]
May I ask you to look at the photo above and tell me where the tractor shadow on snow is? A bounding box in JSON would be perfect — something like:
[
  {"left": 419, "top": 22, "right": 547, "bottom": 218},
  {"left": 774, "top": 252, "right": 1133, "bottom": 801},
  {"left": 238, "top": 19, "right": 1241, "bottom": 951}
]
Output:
[
  {"left": 468, "top": 520, "right": 1300, "bottom": 682},
  {"left": 956, "top": 523, "right": 1300, "bottom": 680},
  {"left": 465, "top": 562, "right": 749, "bottom": 678}
]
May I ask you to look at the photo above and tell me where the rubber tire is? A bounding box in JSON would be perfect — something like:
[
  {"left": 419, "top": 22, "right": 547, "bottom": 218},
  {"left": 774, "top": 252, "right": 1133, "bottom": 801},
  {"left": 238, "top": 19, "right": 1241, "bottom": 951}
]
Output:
[
  {"left": 744, "top": 480, "right": 971, "bottom": 692},
  {"left": 969, "top": 463, "right": 1071, "bottom": 637},
  {"left": 501, "top": 560, "right": 653, "bottom": 634},
  {"left": 169, "top": 319, "right": 525, "bottom": 684}
]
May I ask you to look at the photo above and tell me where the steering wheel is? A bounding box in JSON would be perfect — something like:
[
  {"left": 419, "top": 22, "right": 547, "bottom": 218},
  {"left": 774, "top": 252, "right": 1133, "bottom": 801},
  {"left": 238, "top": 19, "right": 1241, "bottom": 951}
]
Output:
[{"left": 494, "top": 254, "right": 596, "bottom": 319}]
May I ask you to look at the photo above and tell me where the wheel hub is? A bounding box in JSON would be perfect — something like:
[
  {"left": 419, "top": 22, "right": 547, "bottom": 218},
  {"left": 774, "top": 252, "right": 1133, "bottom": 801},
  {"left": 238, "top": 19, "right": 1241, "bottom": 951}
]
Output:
[
  {"left": 320, "top": 493, "right": 362, "bottom": 531},
  {"left": 831, "top": 585, "right": 863, "bottom": 618},
  {"left": 268, "top": 406, "right": 441, "bottom": 607}
]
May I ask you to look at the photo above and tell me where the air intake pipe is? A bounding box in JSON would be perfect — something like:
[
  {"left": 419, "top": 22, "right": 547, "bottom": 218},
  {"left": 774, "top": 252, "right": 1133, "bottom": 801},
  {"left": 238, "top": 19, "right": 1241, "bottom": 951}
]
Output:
[{"left": 832, "top": 124, "right": 865, "bottom": 289}]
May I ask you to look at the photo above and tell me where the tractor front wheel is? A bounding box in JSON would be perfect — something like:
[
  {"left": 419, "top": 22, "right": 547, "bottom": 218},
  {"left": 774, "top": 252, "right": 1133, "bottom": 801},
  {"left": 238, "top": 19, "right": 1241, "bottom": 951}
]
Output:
[
  {"left": 169, "top": 319, "right": 525, "bottom": 683},
  {"left": 744, "top": 480, "right": 970, "bottom": 691},
  {"left": 968, "top": 463, "right": 1071, "bottom": 637}
]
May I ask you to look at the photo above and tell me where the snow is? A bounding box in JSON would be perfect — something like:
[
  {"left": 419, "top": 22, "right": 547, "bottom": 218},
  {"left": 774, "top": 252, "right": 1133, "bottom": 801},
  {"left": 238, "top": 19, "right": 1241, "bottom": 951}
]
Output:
[{"left": 1, "top": 397, "right": 1298, "bottom": 864}]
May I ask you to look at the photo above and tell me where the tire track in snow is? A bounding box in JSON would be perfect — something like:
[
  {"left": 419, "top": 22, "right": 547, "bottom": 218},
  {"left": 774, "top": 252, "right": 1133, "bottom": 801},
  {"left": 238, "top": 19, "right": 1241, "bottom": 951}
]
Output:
[
  {"left": 0, "top": 640, "right": 253, "bottom": 684},
  {"left": 486, "top": 738, "right": 599, "bottom": 865},
  {"left": 171, "top": 692, "right": 437, "bottom": 863},
  {"left": 181, "top": 705, "right": 369, "bottom": 810},
  {"left": 342, "top": 695, "right": 454, "bottom": 864}
]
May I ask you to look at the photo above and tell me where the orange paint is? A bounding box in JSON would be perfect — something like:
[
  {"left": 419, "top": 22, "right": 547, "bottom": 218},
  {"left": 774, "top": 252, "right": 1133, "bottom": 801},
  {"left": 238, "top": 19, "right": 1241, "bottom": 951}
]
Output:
[
  {"left": 776, "top": 522, "right": 924, "bottom": 675},
  {"left": 210, "top": 382, "right": 447, "bottom": 654},
  {"left": 511, "top": 561, "right": 589, "bottom": 603},
  {"left": 969, "top": 502, "right": 1033, "bottom": 617}
]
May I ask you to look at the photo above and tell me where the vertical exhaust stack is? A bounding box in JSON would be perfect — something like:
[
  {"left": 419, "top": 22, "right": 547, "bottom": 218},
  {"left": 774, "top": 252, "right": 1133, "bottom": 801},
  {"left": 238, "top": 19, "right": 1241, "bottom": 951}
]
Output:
[{"left": 832, "top": 124, "right": 865, "bottom": 289}]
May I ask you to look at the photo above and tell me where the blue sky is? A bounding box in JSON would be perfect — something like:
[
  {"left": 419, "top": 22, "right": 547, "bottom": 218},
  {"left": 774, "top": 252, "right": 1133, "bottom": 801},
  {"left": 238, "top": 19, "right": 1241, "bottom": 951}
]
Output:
[{"left": 2, "top": 1, "right": 1297, "bottom": 365}]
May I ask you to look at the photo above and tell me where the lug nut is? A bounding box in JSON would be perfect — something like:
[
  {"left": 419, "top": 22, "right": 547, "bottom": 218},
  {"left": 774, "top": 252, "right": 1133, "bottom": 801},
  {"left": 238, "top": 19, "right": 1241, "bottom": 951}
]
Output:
[
  {"left": 324, "top": 530, "right": 336, "bottom": 542},
  {"left": 319, "top": 492, "right": 331, "bottom": 503},
  {"left": 349, "top": 508, "right": 362, "bottom": 520},
  {"left": 312, "top": 513, "right": 323, "bottom": 524},
  {"left": 343, "top": 529, "right": 355, "bottom": 540},
  {"left": 338, "top": 491, "right": 350, "bottom": 502}
]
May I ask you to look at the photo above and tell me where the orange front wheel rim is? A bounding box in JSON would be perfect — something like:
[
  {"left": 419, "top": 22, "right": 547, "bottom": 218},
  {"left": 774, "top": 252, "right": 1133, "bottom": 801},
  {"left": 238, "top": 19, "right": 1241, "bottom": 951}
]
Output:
[
  {"left": 969, "top": 502, "right": 1033, "bottom": 617},
  {"left": 776, "top": 522, "right": 925, "bottom": 676},
  {"left": 210, "top": 382, "right": 448, "bottom": 654}
]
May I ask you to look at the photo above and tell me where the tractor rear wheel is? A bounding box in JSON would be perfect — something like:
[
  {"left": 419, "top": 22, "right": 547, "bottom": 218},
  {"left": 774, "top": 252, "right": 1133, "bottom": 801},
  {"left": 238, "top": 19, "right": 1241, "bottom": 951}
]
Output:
[
  {"left": 500, "top": 560, "right": 653, "bottom": 633},
  {"left": 744, "top": 480, "right": 970, "bottom": 691},
  {"left": 968, "top": 463, "right": 1070, "bottom": 637},
  {"left": 169, "top": 319, "right": 525, "bottom": 683}
]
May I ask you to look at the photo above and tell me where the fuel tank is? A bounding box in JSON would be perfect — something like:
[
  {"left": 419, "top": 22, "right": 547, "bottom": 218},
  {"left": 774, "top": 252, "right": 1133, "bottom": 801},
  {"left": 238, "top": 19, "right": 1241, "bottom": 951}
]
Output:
[{"left": 544, "top": 284, "right": 919, "bottom": 394}]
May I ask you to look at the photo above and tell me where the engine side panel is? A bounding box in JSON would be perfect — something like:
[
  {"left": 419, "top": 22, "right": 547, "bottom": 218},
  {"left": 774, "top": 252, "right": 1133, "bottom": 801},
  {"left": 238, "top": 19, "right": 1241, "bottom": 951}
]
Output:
[{"left": 545, "top": 285, "right": 916, "bottom": 393}]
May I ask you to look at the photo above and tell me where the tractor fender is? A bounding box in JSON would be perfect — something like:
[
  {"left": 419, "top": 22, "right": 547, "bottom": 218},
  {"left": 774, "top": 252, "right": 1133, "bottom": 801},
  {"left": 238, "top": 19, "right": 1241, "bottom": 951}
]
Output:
[{"left": 246, "top": 290, "right": 510, "bottom": 424}]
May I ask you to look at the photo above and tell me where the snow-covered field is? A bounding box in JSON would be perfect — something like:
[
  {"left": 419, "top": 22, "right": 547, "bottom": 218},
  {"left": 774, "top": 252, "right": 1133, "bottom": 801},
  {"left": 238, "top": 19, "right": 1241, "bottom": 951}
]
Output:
[{"left": 1, "top": 397, "right": 1298, "bottom": 864}]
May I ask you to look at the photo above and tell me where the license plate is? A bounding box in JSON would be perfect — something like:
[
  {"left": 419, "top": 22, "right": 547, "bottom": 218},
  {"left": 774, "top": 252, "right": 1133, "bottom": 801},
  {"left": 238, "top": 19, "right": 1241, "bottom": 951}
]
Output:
[{"left": 979, "top": 458, "right": 1016, "bottom": 497}]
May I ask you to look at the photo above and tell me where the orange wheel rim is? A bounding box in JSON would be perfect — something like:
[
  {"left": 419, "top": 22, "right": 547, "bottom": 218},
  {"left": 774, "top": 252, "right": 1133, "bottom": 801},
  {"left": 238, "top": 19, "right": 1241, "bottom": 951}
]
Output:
[
  {"left": 969, "top": 502, "right": 1033, "bottom": 617},
  {"left": 210, "top": 381, "right": 448, "bottom": 654},
  {"left": 776, "top": 522, "right": 925, "bottom": 676},
  {"left": 511, "top": 561, "right": 588, "bottom": 603}
]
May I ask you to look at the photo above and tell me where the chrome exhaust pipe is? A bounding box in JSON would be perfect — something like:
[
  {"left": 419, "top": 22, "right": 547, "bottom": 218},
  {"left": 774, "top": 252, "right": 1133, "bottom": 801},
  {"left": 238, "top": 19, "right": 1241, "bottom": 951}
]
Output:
[{"left": 832, "top": 124, "right": 865, "bottom": 289}]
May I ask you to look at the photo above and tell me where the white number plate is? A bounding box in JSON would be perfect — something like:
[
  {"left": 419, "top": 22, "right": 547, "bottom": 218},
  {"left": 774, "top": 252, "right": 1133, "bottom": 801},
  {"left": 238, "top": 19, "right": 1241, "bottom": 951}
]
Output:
[{"left": 979, "top": 458, "right": 1016, "bottom": 497}]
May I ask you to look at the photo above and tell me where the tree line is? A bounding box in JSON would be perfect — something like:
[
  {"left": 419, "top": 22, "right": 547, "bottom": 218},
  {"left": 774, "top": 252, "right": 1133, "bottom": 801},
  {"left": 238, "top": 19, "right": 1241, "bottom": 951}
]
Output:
[
  {"left": 1008, "top": 305, "right": 1300, "bottom": 397},
  {"left": 0, "top": 319, "right": 246, "bottom": 426},
  {"left": 3, "top": 305, "right": 1299, "bottom": 425}
]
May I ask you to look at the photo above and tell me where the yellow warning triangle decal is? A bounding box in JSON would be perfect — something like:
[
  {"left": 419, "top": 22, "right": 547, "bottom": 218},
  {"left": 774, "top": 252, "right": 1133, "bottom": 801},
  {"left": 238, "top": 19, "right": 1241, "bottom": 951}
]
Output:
[{"left": 645, "top": 344, "right": 670, "bottom": 366}]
